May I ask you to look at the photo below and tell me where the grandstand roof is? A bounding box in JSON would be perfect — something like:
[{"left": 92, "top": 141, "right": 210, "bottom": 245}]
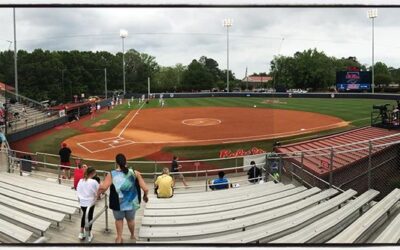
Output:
[
  {"left": 275, "top": 127, "right": 400, "bottom": 177},
  {"left": 49, "top": 100, "right": 95, "bottom": 111}
]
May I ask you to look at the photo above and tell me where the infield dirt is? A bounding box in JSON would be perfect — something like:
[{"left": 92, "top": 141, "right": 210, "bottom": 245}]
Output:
[{"left": 63, "top": 107, "right": 347, "bottom": 160}]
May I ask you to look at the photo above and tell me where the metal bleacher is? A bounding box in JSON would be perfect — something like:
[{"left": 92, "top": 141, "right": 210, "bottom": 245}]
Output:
[
  {"left": 138, "top": 182, "right": 400, "bottom": 244},
  {"left": 0, "top": 91, "right": 59, "bottom": 134},
  {"left": 0, "top": 172, "right": 79, "bottom": 243}
]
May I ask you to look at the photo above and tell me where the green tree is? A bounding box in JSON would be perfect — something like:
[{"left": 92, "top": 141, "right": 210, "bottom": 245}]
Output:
[{"left": 182, "top": 59, "right": 214, "bottom": 91}]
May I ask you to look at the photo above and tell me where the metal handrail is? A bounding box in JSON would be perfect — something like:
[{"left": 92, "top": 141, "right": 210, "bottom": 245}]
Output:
[
  {"left": 1, "top": 89, "right": 47, "bottom": 109},
  {"left": 84, "top": 193, "right": 110, "bottom": 243},
  {"left": 5, "top": 131, "right": 400, "bottom": 167}
]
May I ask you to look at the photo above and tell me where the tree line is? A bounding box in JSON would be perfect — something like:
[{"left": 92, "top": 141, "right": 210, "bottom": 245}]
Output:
[
  {"left": 0, "top": 48, "right": 399, "bottom": 103},
  {"left": 0, "top": 49, "right": 237, "bottom": 104},
  {"left": 270, "top": 49, "right": 400, "bottom": 91}
]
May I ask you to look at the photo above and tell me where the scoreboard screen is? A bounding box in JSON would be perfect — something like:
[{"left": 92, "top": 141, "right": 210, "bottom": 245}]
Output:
[{"left": 336, "top": 69, "right": 372, "bottom": 92}]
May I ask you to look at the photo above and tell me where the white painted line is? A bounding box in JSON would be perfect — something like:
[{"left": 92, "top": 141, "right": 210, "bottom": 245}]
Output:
[
  {"left": 77, "top": 143, "right": 95, "bottom": 154},
  {"left": 83, "top": 136, "right": 121, "bottom": 144},
  {"left": 118, "top": 103, "right": 145, "bottom": 137},
  {"left": 115, "top": 114, "right": 122, "bottom": 119},
  {"left": 100, "top": 137, "right": 121, "bottom": 143},
  {"left": 87, "top": 141, "right": 136, "bottom": 153}
]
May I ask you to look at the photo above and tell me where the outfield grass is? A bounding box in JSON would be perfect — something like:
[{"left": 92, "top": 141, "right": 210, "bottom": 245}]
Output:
[
  {"left": 143, "top": 97, "right": 390, "bottom": 127},
  {"left": 26, "top": 97, "right": 395, "bottom": 165}
]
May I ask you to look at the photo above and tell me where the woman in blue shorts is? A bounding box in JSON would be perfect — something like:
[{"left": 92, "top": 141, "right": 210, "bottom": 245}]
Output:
[{"left": 99, "top": 153, "right": 149, "bottom": 243}]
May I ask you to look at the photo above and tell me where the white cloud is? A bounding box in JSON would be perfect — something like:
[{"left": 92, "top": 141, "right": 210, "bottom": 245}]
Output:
[{"left": 1, "top": 7, "right": 400, "bottom": 78}]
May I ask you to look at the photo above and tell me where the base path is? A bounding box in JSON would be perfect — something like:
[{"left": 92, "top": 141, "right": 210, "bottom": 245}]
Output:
[{"left": 64, "top": 107, "right": 348, "bottom": 160}]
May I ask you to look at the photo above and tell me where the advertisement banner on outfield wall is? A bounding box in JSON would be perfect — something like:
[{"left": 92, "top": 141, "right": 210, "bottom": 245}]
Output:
[{"left": 243, "top": 154, "right": 267, "bottom": 171}]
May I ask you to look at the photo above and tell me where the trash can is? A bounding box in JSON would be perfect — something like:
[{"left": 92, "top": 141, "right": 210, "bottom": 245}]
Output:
[{"left": 21, "top": 155, "right": 32, "bottom": 173}]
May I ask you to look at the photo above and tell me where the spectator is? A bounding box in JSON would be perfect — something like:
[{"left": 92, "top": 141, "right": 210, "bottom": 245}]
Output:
[
  {"left": 98, "top": 153, "right": 149, "bottom": 243},
  {"left": 59, "top": 143, "right": 72, "bottom": 179},
  {"left": 0, "top": 132, "right": 5, "bottom": 150},
  {"left": 154, "top": 168, "right": 174, "bottom": 198},
  {"left": 209, "top": 171, "right": 229, "bottom": 190},
  {"left": 247, "top": 161, "right": 262, "bottom": 184},
  {"left": 170, "top": 156, "right": 188, "bottom": 187},
  {"left": 76, "top": 167, "right": 99, "bottom": 242},
  {"left": 73, "top": 164, "right": 88, "bottom": 190},
  {"left": 268, "top": 160, "right": 280, "bottom": 183},
  {"left": 90, "top": 105, "right": 96, "bottom": 120}
]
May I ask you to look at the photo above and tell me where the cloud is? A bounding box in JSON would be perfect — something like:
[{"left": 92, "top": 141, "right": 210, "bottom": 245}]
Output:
[{"left": 0, "top": 7, "right": 400, "bottom": 78}]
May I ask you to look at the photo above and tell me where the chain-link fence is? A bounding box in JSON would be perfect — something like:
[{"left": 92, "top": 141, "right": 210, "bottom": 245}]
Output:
[{"left": 271, "top": 136, "right": 400, "bottom": 200}]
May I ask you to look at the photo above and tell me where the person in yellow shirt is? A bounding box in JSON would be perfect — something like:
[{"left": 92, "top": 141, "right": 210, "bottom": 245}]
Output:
[{"left": 154, "top": 168, "right": 174, "bottom": 198}]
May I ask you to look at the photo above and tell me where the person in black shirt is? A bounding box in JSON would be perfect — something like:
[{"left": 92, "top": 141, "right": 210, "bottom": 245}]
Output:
[
  {"left": 170, "top": 156, "right": 188, "bottom": 187},
  {"left": 247, "top": 161, "right": 262, "bottom": 184},
  {"left": 59, "top": 143, "right": 72, "bottom": 179}
]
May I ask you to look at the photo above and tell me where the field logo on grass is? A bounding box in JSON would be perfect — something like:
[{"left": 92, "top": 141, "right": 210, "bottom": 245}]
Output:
[{"left": 219, "top": 147, "right": 266, "bottom": 158}]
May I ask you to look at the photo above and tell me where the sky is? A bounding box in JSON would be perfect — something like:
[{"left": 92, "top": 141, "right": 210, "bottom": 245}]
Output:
[{"left": 1, "top": 7, "right": 400, "bottom": 79}]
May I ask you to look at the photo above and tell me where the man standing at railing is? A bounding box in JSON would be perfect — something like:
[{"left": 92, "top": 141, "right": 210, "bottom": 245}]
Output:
[
  {"left": 171, "top": 156, "right": 188, "bottom": 187},
  {"left": 59, "top": 142, "right": 72, "bottom": 179},
  {"left": 247, "top": 161, "right": 262, "bottom": 184}
]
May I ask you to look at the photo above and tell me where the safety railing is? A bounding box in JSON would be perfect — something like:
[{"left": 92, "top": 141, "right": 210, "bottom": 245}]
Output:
[
  {"left": 4, "top": 132, "right": 400, "bottom": 199},
  {"left": 84, "top": 193, "right": 110, "bottom": 243}
]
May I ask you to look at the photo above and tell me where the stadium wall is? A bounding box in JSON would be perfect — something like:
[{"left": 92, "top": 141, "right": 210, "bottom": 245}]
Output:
[
  {"left": 127, "top": 92, "right": 400, "bottom": 100},
  {"left": 7, "top": 116, "right": 68, "bottom": 143}
]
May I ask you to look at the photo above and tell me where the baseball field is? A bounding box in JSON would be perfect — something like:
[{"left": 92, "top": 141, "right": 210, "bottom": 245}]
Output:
[{"left": 11, "top": 97, "right": 393, "bottom": 171}]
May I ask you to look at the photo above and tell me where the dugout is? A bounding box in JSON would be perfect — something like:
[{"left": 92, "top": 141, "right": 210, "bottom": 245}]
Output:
[{"left": 49, "top": 101, "right": 94, "bottom": 122}]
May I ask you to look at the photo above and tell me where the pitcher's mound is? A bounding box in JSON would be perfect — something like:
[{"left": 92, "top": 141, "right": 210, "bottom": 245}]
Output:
[{"left": 182, "top": 118, "right": 222, "bottom": 126}]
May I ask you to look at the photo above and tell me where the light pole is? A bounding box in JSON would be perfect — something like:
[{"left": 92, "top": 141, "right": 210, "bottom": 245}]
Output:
[
  {"left": 61, "top": 69, "right": 67, "bottom": 102},
  {"left": 104, "top": 68, "right": 107, "bottom": 99},
  {"left": 120, "top": 29, "right": 128, "bottom": 96},
  {"left": 13, "top": 8, "right": 18, "bottom": 99},
  {"left": 223, "top": 18, "right": 233, "bottom": 92},
  {"left": 367, "top": 9, "right": 378, "bottom": 94}
]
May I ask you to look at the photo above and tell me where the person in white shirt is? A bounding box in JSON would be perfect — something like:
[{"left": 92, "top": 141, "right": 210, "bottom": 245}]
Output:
[{"left": 76, "top": 167, "right": 99, "bottom": 242}]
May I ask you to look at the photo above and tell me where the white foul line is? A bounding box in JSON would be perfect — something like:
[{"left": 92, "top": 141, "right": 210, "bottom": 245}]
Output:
[{"left": 118, "top": 102, "right": 145, "bottom": 138}]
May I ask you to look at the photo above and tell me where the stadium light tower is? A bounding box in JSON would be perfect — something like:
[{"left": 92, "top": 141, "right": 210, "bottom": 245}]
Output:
[
  {"left": 13, "top": 8, "right": 18, "bottom": 99},
  {"left": 367, "top": 9, "right": 378, "bottom": 94},
  {"left": 223, "top": 18, "right": 233, "bottom": 92},
  {"left": 120, "top": 29, "right": 128, "bottom": 96}
]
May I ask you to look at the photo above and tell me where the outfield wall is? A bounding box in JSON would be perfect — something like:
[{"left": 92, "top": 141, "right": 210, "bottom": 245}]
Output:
[{"left": 128, "top": 92, "right": 400, "bottom": 100}]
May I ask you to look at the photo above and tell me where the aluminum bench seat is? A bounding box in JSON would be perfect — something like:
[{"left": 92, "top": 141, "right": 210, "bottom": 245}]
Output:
[
  {"left": 271, "top": 189, "right": 380, "bottom": 243},
  {"left": 0, "top": 174, "right": 77, "bottom": 201},
  {"left": 0, "top": 187, "right": 77, "bottom": 215},
  {"left": 145, "top": 186, "right": 306, "bottom": 217},
  {"left": 0, "top": 203, "right": 52, "bottom": 236},
  {"left": 0, "top": 181, "right": 79, "bottom": 208},
  {"left": 146, "top": 184, "right": 288, "bottom": 209},
  {"left": 328, "top": 188, "right": 400, "bottom": 243},
  {"left": 140, "top": 189, "right": 356, "bottom": 243},
  {"left": 139, "top": 188, "right": 339, "bottom": 241},
  {"left": 142, "top": 187, "right": 322, "bottom": 226},
  {"left": 0, "top": 193, "right": 66, "bottom": 223},
  {"left": 147, "top": 181, "right": 279, "bottom": 204},
  {"left": 0, "top": 218, "right": 33, "bottom": 243},
  {"left": 373, "top": 208, "right": 400, "bottom": 243}
]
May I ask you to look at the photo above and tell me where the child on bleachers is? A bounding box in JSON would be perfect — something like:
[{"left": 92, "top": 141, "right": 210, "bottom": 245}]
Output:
[
  {"left": 76, "top": 167, "right": 99, "bottom": 242},
  {"left": 209, "top": 171, "right": 229, "bottom": 190}
]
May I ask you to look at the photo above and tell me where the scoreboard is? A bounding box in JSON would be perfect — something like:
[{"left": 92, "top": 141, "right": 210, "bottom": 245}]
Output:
[{"left": 336, "top": 67, "right": 372, "bottom": 92}]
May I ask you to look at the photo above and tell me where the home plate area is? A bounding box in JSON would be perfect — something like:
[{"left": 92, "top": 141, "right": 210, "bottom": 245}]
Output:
[{"left": 78, "top": 137, "right": 135, "bottom": 153}]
